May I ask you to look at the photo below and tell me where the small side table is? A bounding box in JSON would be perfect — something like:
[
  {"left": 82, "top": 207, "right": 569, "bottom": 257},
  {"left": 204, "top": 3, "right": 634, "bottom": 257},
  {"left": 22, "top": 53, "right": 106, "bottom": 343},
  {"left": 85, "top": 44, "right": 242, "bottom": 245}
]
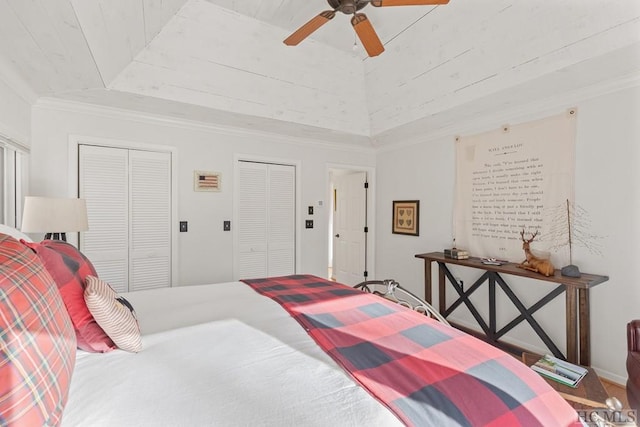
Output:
[{"left": 522, "top": 352, "right": 609, "bottom": 410}]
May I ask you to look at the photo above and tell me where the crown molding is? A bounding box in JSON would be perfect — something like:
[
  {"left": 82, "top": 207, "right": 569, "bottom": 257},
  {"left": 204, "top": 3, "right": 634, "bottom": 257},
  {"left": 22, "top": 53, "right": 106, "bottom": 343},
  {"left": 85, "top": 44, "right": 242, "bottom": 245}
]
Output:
[
  {"left": 375, "top": 72, "right": 640, "bottom": 153},
  {"left": 0, "top": 134, "right": 30, "bottom": 152},
  {"left": 33, "top": 97, "right": 375, "bottom": 153},
  {"left": 0, "top": 124, "right": 29, "bottom": 151}
]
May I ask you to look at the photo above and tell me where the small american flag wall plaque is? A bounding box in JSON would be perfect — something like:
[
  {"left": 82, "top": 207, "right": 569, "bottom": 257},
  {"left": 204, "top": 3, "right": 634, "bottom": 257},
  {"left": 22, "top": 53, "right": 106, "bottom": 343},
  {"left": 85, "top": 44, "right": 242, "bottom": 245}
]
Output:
[{"left": 194, "top": 171, "right": 221, "bottom": 192}]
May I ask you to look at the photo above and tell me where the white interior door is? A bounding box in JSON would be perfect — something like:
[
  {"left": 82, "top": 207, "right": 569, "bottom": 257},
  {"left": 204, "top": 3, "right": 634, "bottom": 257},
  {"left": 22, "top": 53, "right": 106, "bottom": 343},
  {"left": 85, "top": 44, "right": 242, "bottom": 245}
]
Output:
[
  {"left": 79, "top": 145, "right": 172, "bottom": 292},
  {"left": 267, "top": 164, "right": 295, "bottom": 276},
  {"left": 333, "top": 172, "right": 367, "bottom": 285},
  {"left": 128, "top": 150, "right": 172, "bottom": 291},
  {"left": 80, "top": 145, "right": 129, "bottom": 292},
  {"left": 238, "top": 162, "right": 268, "bottom": 279},
  {"left": 237, "top": 161, "right": 295, "bottom": 279}
]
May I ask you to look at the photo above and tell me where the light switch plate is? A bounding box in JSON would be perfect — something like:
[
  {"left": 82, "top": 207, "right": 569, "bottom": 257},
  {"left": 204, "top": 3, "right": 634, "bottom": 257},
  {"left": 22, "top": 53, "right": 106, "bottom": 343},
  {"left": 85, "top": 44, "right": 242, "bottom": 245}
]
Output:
[{"left": 179, "top": 221, "right": 188, "bottom": 232}]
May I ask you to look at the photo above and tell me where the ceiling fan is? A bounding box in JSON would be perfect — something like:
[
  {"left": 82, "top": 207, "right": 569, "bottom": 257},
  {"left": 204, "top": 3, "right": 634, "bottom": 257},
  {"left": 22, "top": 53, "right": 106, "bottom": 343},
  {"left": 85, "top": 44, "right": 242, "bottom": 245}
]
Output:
[{"left": 283, "top": 0, "right": 450, "bottom": 57}]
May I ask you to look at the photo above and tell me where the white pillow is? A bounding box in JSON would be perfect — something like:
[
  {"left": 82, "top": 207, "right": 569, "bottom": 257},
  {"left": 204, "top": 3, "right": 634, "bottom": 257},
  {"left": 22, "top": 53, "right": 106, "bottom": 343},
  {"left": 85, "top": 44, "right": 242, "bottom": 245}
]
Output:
[
  {"left": 84, "top": 275, "right": 142, "bottom": 353},
  {"left": 0, "top": 224, "right": 33, "bottom": 242}
]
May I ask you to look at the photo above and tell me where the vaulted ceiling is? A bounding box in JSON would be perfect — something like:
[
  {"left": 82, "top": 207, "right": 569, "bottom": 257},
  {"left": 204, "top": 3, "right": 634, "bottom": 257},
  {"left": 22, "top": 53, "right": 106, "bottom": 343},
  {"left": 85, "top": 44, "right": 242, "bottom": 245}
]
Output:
[{"left": 0, "top": 0, "right": 638, "bottom": 147}]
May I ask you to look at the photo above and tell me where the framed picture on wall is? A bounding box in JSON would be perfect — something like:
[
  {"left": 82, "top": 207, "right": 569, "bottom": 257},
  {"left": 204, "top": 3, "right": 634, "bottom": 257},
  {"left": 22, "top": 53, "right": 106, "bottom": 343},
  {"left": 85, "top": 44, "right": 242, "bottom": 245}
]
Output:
[
  {"left": 392, "top": 200, "right": 419, "bottom": 236},
  {"left": 194, "top": 171, "right": 221, "bottom": 192}
]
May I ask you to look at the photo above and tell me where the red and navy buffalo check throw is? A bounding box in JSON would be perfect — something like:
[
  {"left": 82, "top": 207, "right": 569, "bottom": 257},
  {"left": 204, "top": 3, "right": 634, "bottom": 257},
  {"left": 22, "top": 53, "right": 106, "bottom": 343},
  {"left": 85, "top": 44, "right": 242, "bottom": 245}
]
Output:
[{"left": 242, "top": 275, "right": 579, "bottom": 427}]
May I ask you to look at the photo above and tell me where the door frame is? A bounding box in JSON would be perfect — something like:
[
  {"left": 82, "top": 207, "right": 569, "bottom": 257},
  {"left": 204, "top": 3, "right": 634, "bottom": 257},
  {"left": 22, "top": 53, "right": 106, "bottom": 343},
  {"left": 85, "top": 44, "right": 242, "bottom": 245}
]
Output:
[
  {"left": 0, "top": 135, "right": 29, "bottom": 228},
  {"left": 327, "top": 163, "right": 376, "bottom": 282},
  {"left": 68, "top": 134, "right": 179, "bottom": 287},
  {"left": 233, "top": 153, "right": 302, "bottom": 280}
]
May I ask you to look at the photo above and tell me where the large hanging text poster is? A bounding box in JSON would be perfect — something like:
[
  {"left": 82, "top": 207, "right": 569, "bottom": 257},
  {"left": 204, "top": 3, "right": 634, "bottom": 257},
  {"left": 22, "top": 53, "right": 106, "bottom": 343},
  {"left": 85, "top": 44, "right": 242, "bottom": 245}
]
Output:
[{"left": 454, "top": 110, "right": 576, "bottom": 262}]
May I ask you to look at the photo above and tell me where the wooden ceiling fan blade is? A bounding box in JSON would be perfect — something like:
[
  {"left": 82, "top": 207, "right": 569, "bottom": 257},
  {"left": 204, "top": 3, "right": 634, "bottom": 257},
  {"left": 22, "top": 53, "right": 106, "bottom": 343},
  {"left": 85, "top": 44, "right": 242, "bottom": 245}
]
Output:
[
  {"left": 351, "top": 14, "right": 384, "bottom": 57},
  {"left": 370, "top": 0, "right": 449, "bottom": 6},
  {"left": 284, "top": 10, "right": 335, "bottom": 46}
]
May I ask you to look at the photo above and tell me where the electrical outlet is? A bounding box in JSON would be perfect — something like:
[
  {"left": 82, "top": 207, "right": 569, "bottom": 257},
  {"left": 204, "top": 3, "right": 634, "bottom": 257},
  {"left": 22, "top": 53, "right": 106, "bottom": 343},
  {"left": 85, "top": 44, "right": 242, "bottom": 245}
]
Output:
[
  {"left": 179, "top": 221, "right": 188, "bottom": 232},
  {"left": 223, "top": 221, "right": 231, "bottom": 231},
  {"left": 305, "top": 220, "right": 313, "bottom": 229}
]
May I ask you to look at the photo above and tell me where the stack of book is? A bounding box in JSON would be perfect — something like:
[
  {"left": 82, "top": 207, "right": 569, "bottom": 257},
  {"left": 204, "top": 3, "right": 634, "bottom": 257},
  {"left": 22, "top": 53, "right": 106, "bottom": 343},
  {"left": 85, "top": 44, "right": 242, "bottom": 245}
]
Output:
[
  {"left": 444, "top": 248, "right": 469, "bottom": 259},
  {"left": 531, "top": 354, "right": 588, "bottom": 388}
]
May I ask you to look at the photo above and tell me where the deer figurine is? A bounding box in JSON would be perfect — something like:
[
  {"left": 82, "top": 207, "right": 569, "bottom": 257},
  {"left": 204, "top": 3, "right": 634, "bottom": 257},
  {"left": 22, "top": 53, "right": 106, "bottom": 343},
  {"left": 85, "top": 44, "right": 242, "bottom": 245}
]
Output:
[{"left": 517, "top": 229, "right": 555, "bottom": 277}]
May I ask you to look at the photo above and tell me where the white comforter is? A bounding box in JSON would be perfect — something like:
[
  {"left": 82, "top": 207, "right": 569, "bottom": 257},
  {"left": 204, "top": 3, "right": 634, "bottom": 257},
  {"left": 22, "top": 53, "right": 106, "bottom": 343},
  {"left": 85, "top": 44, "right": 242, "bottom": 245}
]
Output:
[{"left": 62, "top": 282, "right": 402, "bottom": 427}]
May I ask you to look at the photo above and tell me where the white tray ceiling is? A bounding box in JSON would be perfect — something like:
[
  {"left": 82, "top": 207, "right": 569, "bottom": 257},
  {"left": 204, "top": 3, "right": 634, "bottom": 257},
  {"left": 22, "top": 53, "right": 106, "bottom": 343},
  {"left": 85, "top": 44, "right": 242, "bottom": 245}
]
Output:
[{"left": 0, "top": 0, "right": 638, "bottom": 147}]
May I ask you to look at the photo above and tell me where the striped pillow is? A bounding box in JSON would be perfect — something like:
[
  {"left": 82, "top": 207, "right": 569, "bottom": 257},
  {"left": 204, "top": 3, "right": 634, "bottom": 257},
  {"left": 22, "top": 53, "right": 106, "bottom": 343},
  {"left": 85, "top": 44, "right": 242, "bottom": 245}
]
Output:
[
  {"left": 0, "top": 233, "right": 77, "bottom": 427},
  {"left": 84, "top": 276, "right": 142, "bottom": 353}
]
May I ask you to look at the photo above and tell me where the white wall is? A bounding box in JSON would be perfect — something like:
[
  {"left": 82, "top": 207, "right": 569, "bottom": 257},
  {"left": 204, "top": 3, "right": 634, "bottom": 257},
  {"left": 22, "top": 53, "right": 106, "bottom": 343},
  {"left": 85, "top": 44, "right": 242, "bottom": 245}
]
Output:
[
  {"left": 29, "top": 101, "right": 375, "bottom": 286},
  {"left": 0, "top": 77, "right": 31, "bottom": 144},
  {"left": 27, "top": 86, "right": 638, "bottom": 383},
  {"left": 375, "top": 85, "right": 640, "bottom": 384}
]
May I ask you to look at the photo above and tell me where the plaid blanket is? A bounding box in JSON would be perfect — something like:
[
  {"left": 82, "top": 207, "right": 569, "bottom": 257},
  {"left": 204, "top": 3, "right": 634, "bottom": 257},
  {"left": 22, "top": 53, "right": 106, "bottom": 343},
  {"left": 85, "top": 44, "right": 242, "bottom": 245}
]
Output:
[{"left": 242, "top": 275, "right": 579, "bottom": 427}]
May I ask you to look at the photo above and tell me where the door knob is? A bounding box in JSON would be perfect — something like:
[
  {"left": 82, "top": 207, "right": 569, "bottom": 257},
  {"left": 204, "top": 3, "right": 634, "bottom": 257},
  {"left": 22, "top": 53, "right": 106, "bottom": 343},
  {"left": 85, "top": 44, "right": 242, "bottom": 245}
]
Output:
[{"left": 335, "top": 234, "right": 340, "bottom": 238}]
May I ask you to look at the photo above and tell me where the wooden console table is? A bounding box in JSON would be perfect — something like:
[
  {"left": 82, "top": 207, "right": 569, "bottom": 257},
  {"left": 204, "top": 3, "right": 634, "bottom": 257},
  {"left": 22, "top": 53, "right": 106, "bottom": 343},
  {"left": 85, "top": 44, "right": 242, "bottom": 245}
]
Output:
[{"left": 415, "top": 252, "right": 609, "bottom": 366}]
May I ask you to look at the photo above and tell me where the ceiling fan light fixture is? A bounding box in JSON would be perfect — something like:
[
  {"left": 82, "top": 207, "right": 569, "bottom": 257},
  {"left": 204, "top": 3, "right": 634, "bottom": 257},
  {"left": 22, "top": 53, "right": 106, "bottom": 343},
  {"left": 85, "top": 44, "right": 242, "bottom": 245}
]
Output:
[
  {"left": 283, "top": 0, "right": 451, "bottom": 57},
  {"left": 328, "top": 0, "right": 368, "bottom": 14},
  {"left": 341, "top": 0, "right": 356, "bottom": 14},
  {"left": 371, "top": 0, "right": 450, "bottom": 6}
]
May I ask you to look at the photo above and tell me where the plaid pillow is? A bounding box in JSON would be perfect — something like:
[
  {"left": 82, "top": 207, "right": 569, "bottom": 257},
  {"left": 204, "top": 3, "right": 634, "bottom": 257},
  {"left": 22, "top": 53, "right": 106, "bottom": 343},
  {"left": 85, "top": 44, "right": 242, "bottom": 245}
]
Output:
[
  {"left": 0, "top": 234, "right": 77, "bottom": 427},
  {"left": 23, "top": 240, "right": 115, "bottom": 353},
  {"left": 84, "top": 276, "right": 142, "bottom": 353}
]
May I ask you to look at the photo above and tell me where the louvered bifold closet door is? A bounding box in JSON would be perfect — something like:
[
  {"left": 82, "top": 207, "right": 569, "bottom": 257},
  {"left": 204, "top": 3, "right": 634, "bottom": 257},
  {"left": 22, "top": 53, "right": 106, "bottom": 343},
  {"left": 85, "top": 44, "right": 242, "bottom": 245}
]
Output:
[
  {"left": 79, "top": 145, "right": 129, "bottom": 293},
  {"left": 267, "top": 164, "right": 295, "bottom": 276},
  {"left": 237, "top": 161, "right": 295, "bottom": 280},
  {"left": 238, "top": 162, "right": 268, "bottom": 279},
  {"left": 129, "top": 150, "right": 171, "bottom": 291}
]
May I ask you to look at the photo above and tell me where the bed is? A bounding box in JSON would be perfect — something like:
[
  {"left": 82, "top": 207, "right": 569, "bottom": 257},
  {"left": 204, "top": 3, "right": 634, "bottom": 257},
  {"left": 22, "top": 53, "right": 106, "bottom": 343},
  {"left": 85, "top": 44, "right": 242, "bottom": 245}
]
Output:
[{"left": 0, "top": 232, "right": 581, "bottom": 426}]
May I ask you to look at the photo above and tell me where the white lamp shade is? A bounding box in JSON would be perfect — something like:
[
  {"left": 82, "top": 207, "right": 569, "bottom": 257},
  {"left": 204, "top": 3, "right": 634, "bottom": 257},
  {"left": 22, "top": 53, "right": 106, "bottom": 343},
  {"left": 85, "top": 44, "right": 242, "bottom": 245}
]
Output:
[{"left": 21, "top": 197, "right": 89, "bottom": 233}]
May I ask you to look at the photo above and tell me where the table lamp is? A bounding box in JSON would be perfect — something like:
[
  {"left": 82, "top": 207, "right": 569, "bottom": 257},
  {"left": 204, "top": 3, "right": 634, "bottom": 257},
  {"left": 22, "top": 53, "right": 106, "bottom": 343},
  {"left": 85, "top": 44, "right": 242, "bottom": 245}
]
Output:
[{"left": 21, "top": 196, "right": 89, "bottom": 241}]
